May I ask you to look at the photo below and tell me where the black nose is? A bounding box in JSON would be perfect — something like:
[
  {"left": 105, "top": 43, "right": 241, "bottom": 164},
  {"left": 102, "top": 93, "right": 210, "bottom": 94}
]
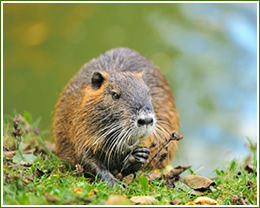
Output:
[{"left": 137, "top": 117, "right": 154, "bottom": 127}]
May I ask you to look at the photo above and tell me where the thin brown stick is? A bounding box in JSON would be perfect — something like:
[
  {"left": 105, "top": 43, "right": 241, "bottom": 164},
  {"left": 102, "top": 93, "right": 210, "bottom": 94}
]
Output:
[{"left": 144, "top": 130, "right": 183, "bottom": 168}]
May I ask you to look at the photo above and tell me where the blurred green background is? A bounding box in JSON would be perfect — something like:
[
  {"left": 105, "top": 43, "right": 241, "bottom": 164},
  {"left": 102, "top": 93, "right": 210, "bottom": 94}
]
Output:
[{"left": 3, "top": 3, "right": 257, "bottom": 175}]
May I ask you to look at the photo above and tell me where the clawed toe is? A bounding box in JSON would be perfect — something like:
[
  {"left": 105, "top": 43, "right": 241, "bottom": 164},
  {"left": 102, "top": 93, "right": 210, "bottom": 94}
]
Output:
[{"left": 132, "top": 146, "right": 150, "bottom": 163}]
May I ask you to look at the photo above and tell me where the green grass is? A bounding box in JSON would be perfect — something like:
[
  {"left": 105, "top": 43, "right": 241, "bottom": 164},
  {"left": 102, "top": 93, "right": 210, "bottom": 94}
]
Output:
[{"left": 3, "top": 113, "right": 258, "bottom": 205}]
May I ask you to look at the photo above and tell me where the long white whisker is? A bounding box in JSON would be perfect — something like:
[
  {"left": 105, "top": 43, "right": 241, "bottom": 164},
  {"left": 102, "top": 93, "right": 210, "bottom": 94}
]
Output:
[
  {"left": 107, "top": 128, "right": 127, "bottom": 169},
  {"left": 100, "top": 126, "right": 121, "bottom": 151},
  {"left": 105, "top": 130, "right": 122, "bottom": 169},
  {"left": 152, "top": 128, "right": 161, "bottom": 147},
  {"left": 156, "top": 119, "right": 172, "bottom": 128},
  {"left": 117, "top": 128, "right": 132, "bottom": 161},
  {"left": 114, "top": 127, "right": 132, "bottom": 161},
  {"left": 156, "top": 123, "right": 171, "bottom": 138},
  {"left": 155, "top": 127, "right": 168, "bottom": 141},
  {"left": 84, "top": 124, "right": 121, "bottom": 164}
]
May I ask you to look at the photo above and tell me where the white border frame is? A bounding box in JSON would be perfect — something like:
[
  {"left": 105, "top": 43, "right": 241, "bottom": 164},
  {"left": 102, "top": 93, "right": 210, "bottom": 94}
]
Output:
[{"left": 1, "top": 1, "right": 259, "bottom": 207}]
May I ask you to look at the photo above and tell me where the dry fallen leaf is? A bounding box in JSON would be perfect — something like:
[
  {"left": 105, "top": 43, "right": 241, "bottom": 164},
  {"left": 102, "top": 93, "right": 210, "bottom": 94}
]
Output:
[
  {"left": 33, "top": 168, "right": 45, "bottom": 178},
  {"left": 73, "top": 164, "right": 84, "bottom": 177},
  {"left": 170, "top": 198, "right": 182, "bottom": 205},
  {"left": 175, "top": 180, "right": 204, "bottom": 196},
  {"left": 115, "top": 172, "right": 123, "bottom": 180},
  {"left": 164, "top": 165, "right": 191, "bottom": 179},
  {"left": 44, "top": 192, "right": 60, "bottom": 203},
  {"left": 8, "top": 162, "right": 32, "bottom": 169},
  {"left": 245, "top": 164, "right": 256, "bottom": 175},
  {"left": 21, "top": 171, "right": 34, "bottom": 184},
  {"left": 146, "top": 172, "right": 161, "bottom": 182},
  {"left": 88, "top": 191, "right": 95, "bottom": 196},
  {"left": 3, "top": 151, "right": 16, "bottom": 160},
  {"left": 74, "top": 196, "right": 91, "bottom": 204},
  {"left": 246, "top": 180, "right": 254, "bottom": 189},
  {"left": 164, "top": 177, "right": 180, "bottom": 188},
  {"left": 193, "top": 196, "right": 220, "bottom": 205},
  {"left": 73, "top": 187, "right": 82, "bottom": 194},
  {"left": 230, "top": 192, "right": 249, "bottom": 205},
  {"left": 23, "top": 148, "right": 37, "bottom": 154},
  {"left": 184, "top": 175, "right": 216, "bottom": 190},
  {"left": 123, "top": 173, "right": 134, "bottom": 184},
  {"left": 130, "top": 196, "right": 157, "bottom": 205},
  {"left": 26, "top": 174, "right": 34, "bottom": 182},
  {"left": 230, "top": 195, "right": 240, "bottom": 203},
  {"left": 151, "top": 168, "right": 161, "bottom": 174},
  {"left": 104, "top": 195, "right": 132, "bottom": 205}
]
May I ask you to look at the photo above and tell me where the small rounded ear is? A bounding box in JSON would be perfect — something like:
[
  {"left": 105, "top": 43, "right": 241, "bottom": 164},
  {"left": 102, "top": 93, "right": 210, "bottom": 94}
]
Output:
[{"left": 91, "top": 71, "right": 105, "bottom": 89}]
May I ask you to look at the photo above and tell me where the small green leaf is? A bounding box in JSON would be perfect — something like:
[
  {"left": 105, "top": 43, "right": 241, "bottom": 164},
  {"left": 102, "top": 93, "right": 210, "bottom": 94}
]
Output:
[
  {"left": 23, "top": 111, "right": 32, "bottom": 123},
  {"left": 246, "top": 137, "right": 257, "bottom": 166},
  {"left": 23, "top": 154, "right": 37, "bottom": 163},
  {"left": 246, "top": 137, "right": 255, "bottom": 152},
  {"left": 139, "top": 175, "right": 149, "bottom": 195},
  {"left": 13, "top": 151, "right": 24, "bottom": 163},
  {"left": 230, "top": 160, "right": 236, "bottom": 171},
  {"left": 31, "top": 165, "right": 36, "bottom": 172},
  {"left": 215, "top": 169, "right": 221, "bottom": 176},
  {"left": 188, "top": 168, "right": 194, "bottom": 174},
  {"left": 13, "top": 151, "right": 37, "bottom": 164}
]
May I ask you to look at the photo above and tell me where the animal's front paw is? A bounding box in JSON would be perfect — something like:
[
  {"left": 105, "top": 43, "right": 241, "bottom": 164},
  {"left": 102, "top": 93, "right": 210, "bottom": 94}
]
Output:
[
  {"left": 130, "top": 146, "right": 150, "bottom": 164},
  {"left": 121, "top": 146, "right": 150, "bottom": 176}
]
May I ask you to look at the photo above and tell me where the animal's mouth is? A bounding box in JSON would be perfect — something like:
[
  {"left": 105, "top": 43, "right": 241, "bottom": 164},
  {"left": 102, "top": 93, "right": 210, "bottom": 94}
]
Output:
[
  {"left": 122, "top": 140, "right": 139, "bottom": 152},
  {"left": 123, "top": 119, "right": 155, "bottom": 151},
  {"left": 128, "top": 139, "right": 140, "bottom": 147},
  {"left": 127, "top": 132, "right": 149, "bottom": 147}
]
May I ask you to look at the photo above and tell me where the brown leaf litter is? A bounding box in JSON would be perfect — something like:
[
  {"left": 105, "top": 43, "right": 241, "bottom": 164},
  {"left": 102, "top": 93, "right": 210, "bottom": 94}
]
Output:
[
  {"left": 245, "top": 164, "right": 257, "bottom": 175},
  {"left": 184, "top": 175, "right": 216, "bottom": 191},
  {"left": 73, "top": 164, "right": 84, "bottom": 177},
  {"left": 44, "top": 192, "right": 61, "bottom": 203},
  {"left": 104, "top": 195, "right": 132, "bottom": 205},
  {"left": 230, "top": 192, "right": 249, "bottom": 205},
  {"left": 130, "top": 196, "right": 157, "bottom": 205}
]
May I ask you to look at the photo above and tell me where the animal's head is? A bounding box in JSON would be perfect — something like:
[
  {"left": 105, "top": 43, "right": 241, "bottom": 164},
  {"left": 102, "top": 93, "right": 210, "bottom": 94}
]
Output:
[{"left": 82, "top": 70, "right": 156, "bottom": 156}]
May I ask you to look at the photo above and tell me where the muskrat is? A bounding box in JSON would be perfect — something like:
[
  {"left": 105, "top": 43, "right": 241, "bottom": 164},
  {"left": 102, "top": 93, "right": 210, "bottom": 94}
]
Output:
[{"left": 53, "top": 48, "right": 179, "bottom": 187}]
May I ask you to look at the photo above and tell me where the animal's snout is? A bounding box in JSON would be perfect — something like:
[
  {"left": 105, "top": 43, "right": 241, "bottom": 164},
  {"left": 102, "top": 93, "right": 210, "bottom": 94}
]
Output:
[
  {"left": 137, "top": 117, "right": 154, "bottom": 127},
  {"left": 134, "top": 101, "right": 156, "bottom": 129}
]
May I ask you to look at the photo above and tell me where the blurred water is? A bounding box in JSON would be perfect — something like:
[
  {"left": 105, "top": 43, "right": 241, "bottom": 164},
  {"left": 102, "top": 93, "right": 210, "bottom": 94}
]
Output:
[{"left": 3, "top": 3, "right": 258, "bottom": 175}]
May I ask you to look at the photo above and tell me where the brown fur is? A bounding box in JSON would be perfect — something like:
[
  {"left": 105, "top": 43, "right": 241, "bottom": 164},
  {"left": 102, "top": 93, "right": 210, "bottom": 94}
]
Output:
[{"left": 53, "top": 48, "right": 179, "bottom": 180}]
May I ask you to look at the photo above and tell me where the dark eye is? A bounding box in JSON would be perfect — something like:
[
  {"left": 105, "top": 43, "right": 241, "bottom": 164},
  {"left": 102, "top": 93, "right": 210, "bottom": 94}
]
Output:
[{"left": 112, "top": 92, "right": 120, "bottom": 101}]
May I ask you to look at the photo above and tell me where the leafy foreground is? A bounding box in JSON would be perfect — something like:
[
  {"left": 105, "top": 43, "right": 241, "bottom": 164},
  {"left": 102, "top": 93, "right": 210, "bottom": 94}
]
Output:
[{"left": 3, "top": 113, "right": 258, "bottom": 205}]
